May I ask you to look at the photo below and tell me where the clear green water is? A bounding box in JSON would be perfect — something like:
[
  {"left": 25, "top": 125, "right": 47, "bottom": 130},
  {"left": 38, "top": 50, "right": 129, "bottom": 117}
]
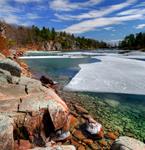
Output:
[{"left": 22, "top": 53, "right": 145, "bottom": 142}]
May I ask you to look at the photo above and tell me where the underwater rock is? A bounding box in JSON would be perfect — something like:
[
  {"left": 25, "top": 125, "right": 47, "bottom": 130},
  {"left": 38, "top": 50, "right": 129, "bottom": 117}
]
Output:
[
  {"left": 74, "top": 104, "right": 88, "bottom": 114},
  {"left": 83, "top": 139, "right": 93, "bottom": 145},
  {"left": 86, "top": 117, "right": 103, "bottom": 137},
  {"left": 104, "top": 99, "right": 120, "bottom": 107},
  {"left": 73, "top": 130, "right": 86, "bottom": 141},
  {"left": 105, "top": 132, "right": 118, "bottom": 140},
  {"left": 99, "top": 139, "right": 108, "bottom": 147},
  {"left": 111, "top": 136, "right": 145, "bottom": 150},
  {"left": 77, "top": 145, "right": 86, "bottom": 150}
]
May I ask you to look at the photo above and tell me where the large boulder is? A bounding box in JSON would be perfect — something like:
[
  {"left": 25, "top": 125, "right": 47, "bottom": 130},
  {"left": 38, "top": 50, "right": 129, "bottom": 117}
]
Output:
[
  {"left": 0, "top": 58, "right": 70, "bottom": 149},
  {"left": 0, "top": 115, "right": 14, "bottom": 150},
  {"left": 0, "top": 80, "right": 69, "bottom": 130},
  {"left": 0, "top": 59, "right": 21, "bottom": 77},
  {"left": 111, "top": 136, "right": 145, "bottom": 150}
]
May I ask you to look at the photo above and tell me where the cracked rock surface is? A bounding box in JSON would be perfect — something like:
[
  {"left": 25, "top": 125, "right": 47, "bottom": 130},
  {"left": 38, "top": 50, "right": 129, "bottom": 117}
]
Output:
[{"left": 0, "top": 57, "right": 71, "bottom": 150}]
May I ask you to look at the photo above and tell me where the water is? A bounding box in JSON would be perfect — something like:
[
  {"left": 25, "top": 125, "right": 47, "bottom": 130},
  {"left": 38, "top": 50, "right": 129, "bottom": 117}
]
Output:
[
  {"left": 21, "top": 51, "right": 145, "bottom": 142},
  {"left": 23, "top": 56, "right": 98, "bottom": 85}
]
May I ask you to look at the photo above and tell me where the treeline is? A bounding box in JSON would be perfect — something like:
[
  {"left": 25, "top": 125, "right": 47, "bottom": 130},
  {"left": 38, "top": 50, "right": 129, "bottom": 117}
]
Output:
[
  {"left": 119, "top": 32, "right": 145, "bottom": 50},
  {"left": 0, "top": 21, "right": 108, "bottom": 51}
]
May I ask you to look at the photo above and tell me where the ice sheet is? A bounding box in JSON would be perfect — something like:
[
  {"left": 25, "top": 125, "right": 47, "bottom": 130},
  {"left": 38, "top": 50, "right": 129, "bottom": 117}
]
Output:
[{"left": 65, "top": 56, "right": 145, "bottom": 95}]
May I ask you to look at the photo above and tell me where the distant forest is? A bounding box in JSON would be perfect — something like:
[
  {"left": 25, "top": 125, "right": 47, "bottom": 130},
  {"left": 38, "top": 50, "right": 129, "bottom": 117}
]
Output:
[
  {"left": 0, "top": 21, "right": 108, "bottom": 51},
  {"left": 119, "top": 32, "right": 145, "bottom": 50}
]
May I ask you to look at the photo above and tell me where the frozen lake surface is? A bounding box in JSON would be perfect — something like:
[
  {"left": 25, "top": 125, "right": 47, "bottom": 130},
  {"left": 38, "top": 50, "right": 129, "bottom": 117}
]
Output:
[{"left": 65, "top": 55, "right": 145, "bottom": 95}]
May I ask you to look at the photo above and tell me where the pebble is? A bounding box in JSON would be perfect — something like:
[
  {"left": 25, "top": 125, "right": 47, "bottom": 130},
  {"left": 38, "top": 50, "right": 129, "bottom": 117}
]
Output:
[
  {"left": 99, "top": 139, "right": 108, "bottom": 146},
  {"left": 105, "top": 132, "right": 117, "bottom": 140},
  {"left": 73, "top": 130, "right": 86, "bottom": 141},
  {"left": 78, "top": 145, "right": 86, "bottom": 150},
  {"left": 83, "top": 139, "right": 93, "bottom": 145}
]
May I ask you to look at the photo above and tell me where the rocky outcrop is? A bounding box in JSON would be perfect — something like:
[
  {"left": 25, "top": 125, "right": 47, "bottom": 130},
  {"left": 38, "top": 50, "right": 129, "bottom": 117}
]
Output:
[
  {"left": 111, "top": 136, "right": 145, "bottom": 150},
  {"left": 0, "top": 57, "right": 70, "bottom": 150},
  {"left": 41, "top": 41, "right": 62, "bottom": 51}
]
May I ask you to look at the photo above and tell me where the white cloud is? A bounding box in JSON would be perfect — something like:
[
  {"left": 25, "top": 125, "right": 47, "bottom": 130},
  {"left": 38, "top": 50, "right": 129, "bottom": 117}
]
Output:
[
  {"left": 2, "top": 14, "right": 20, "bottom": 24},
  {"left": 118, "top": 8, "right": 145, "bottom": 16},
  {"left": 0, "top": 14, "right": 33, "bottom": 26},
  {"left": 63, "top": 14, "right": 143, "bottom": 34},
  {"left": 136, "top": 24, "right": 145, "bottom": 29},
  {"left": 118, "top": 9, "right": 139, "bottom": 16},
  {"left": 55, "top": 0, "right": 137, "bottom": 20},
  {"left": 49, "top": 0, "right": 103, "bottom": 11},
  {"left": 104, "top": 27, "right": 113, "bottom": 30},
  {"left": 14, "top": 0, "right": 41, "bottom": 3},
  {"left": 0, "top": 0, "right": 42, "bottom": 25},
  {"left": 26, "top": 13, "right": 40, "bottom": 20},
  {"left": 109, "top": 39, "right": 122, "bottom": 43},
  {"left": 134, "top": 2, "right": 145, "bottom": 8}
]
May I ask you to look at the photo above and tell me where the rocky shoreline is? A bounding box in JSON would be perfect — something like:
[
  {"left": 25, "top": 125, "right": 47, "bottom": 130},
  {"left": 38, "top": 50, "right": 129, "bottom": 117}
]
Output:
[{"left": 0, "top": 53, "right": 145, "bottom": 150}]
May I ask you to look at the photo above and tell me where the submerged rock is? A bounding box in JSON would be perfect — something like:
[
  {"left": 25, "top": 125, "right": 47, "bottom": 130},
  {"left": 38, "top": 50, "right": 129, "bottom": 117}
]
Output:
[
  {"left": 105, "top": 132, "right": 118, "bottom": 140},
  {"left": 86, "top": 117, "right": 103, "bottom": 136},
  {"left": 74, "top": 105, "right": 88, "bottom": 114},
  {"left": 111, "top": 136, "right": 145, "bottom": 150}
]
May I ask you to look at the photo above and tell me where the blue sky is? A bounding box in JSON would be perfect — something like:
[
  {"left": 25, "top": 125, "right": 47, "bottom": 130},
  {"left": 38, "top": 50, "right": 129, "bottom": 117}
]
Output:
[{"left": 0, "top": 0, "right": 145, "bottom": 42}]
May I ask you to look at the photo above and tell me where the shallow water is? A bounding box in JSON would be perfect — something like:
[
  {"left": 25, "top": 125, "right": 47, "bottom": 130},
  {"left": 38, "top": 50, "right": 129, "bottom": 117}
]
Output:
[
  {"left": 22, "top": 51, "right": 145, "bottom": 142},
  {"left": 23, "top": 57, "right": 98, "bottom": 85}
]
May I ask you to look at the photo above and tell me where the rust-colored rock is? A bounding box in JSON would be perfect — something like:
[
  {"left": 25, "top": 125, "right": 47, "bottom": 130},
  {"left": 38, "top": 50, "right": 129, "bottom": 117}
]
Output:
[
  {"left": 73, "top": 130, "right": 86, "bottom": 141},
  {"left": 105, "top": 132, "right": 117, "bottom": 140},
  {"left": 0, "top": 58, "right": 71, "bottom": 149},
  {"left": 83, "top": 139, "right": 93, "bottom": 145},
  {"left": 14, "top": 140, "right": 32, "bottom": 150},
  {"left": 89, "top": 143, "right": 99, "bottom": 150},
  {"left": 99, "top": 139, "right": 108, "bottom": 146},
  {"left": 97, "top": 129, "right": 104, "bottom": 139},
  {"left": 69, "top": 115, "right": 79, "bottom": 129},
  {"left": 70, "top": 139, "right": 81, "bottom": 147},
  {"left": 86, "top": 117, "right": 103, "bottom": 137},
  {"left": 24, "top": 113, "right": 43, "bottom": 137},
  {"left": 78, "top": 145, "right": 86, "bottom": 150}
]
